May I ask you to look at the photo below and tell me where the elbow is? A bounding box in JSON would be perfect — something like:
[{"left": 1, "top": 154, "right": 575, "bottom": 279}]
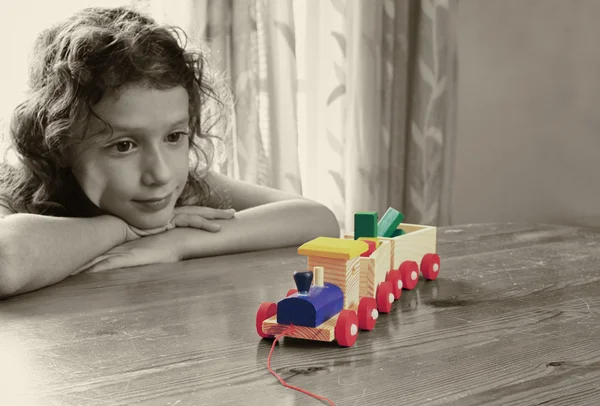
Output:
[
  {"left": 0, "top": 236, "right": 22, "bottom": 299},
  {"left": 304, "top": 199, "right": 341, "bottom": 239},
  {"left": 321, "top": 205, "right": 341, "bottom": 238},
  {"left": 0, "top": 279, "right": 19, "bottom": 300},
  {"left": 0, "top": 262, "right": 19, "bottom": 300}
]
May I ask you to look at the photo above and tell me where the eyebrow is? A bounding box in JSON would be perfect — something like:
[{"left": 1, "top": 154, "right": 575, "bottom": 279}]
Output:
[{"left": 109, "top": 117, "right": 190, "bottom": 133}]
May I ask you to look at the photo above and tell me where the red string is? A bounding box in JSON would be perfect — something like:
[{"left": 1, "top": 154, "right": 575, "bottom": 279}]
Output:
[{"left": 267, "top": 325, "right": 336, "bottom": 406}]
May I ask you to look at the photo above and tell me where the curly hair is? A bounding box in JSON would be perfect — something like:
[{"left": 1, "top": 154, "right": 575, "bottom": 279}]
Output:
[{"left": 0, "top": 6, "right": 231, "bottom": 217}]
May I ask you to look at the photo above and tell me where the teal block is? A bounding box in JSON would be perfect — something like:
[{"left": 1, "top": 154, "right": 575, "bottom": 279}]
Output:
[
  {"left": 354, "top": 212, "right": 378, "bottom": 240},
  {"left": 377, "top": 207, "right": 405, "bottom": 238},
  {"left": 391, "top": 228, "right": 405, "bottom": 238}
]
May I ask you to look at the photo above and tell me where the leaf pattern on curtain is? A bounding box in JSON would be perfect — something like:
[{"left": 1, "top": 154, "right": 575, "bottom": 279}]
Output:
[
  {"left": 273, "top": 21, "right": 296, "bottom": 55},
  {"left": 404, "top": 0, "right": 452, "bottom": 225}
]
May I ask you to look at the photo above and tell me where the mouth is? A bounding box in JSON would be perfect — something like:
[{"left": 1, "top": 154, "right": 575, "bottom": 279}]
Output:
[
  {"left": 132, "top": 193, "right": 173, "bottom": 212},
  {"left": 134, "top": 195, "right": 171, "bottom": 203}
]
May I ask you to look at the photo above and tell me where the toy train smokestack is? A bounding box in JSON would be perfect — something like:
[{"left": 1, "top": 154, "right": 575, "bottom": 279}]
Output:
[
  {"left": 293, "top": 267, "right": 325, "bottom": 296},
  {"left": 313, "top": 266, "right": 324, "bottom": 287},
  {"left": 293, "top": 271, "right": 313, "bottom": 295}
]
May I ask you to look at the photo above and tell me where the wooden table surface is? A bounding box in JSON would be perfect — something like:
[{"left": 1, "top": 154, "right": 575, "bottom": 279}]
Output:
[{"left": 1, "top": 223, "right": 599, "bottom": 406}]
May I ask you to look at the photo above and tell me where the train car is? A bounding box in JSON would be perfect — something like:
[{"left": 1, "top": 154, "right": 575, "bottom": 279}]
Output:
[
  {"left": 255, "top": 208, "right": 440, "bottom": 347},
  {"left": 346, "top": 225, "right": 440, "bottom": 293}
]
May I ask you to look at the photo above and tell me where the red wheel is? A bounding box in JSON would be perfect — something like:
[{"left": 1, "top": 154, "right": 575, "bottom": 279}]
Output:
[
  {"left": 376, "top": 281, "right": 394, "bottom": 313},
  {"left": 256, "top": 302, "right": 277, "bottom": 338},
  {"left": 386, "top": 269, "right": 403, "bottom": 299},
  {"left": 421, "top": 253, "right": 441, "bottom": 280},
  {"left": 334, "top": 309, "right": 359, "bottom": 347},
  {"left": 357, "top": 297, "right": 378, "bottom": 330},
  {"left": 400, "top": 260, "right": 419, "bottom": 290},
  {"left": 286, "top": 288, "right": 298, "bottom": 297}
]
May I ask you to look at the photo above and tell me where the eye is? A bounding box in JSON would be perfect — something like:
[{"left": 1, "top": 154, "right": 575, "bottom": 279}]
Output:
[
  {"left": 111, "top": 141, "right": 135, "bottom": 153},
  {"left": 166, "top": 131, "right": 188, "bottom": 143}
]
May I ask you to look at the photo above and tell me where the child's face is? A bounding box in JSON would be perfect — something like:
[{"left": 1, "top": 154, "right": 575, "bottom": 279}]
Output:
[{"left": 70, "top": 84, "right": 191, "bottom": 229}]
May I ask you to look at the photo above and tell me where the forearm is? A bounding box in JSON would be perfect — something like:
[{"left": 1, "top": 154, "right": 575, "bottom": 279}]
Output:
[
  {"left": 178, "top": 199, "right": 340, "bottom": 259},
  {"left": 0, "top": 214, "right": 126, "bottom": 298}
]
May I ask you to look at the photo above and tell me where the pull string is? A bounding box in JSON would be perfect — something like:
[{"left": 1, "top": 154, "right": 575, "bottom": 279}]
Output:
[{"left": 266, "top": 325, "right": 336, "bottom": 406}]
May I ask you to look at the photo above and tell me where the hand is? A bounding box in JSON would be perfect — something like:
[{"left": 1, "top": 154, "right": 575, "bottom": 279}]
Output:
[
  {"left": 124, "top": 206, "right": 236, "bottom": 241},
  {"left": 72, "top": 230, "right": 182, "bottom": 274}
]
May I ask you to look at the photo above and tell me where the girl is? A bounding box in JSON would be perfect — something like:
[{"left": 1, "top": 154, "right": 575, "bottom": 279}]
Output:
[{"left": 0, "top": 6, "right": 340, "bottom": 299}]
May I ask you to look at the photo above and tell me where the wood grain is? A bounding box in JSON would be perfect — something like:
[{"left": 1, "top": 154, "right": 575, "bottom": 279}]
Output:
[{"left": 1, "top": 223, "right": 599, "bottom": 405}]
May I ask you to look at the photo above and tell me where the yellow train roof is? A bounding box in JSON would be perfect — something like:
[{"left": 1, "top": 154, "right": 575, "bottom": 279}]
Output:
[{"left": 297, "top": 237, "right": 369, "bottom": 260}]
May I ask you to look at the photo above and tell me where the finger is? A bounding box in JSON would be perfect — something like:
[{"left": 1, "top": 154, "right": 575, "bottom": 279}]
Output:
[
  {"left": 72, "top": 255, "right": 111, "bottom": 275},
  {"left": 172, "top": 215, "right": 221, "bottom": 232},
  {"left": 172, "top": 214, "right": 221, "bottom": 232},
  {"left": 87, "top": 255, "right": 142, "bottom": 273},
  {"left": 127, "top": 224, "right": 171, "bottom": 239},
  {"left": 87, "top": 258, "right": 113, "bottom": 273},
  {"left": 174, "top": 206, "right": 235, "bottom": 219}
]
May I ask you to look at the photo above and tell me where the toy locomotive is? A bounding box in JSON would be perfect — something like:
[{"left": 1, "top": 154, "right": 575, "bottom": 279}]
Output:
[{"left": 255, "top": 207, "right": 440, "bottom": 347}]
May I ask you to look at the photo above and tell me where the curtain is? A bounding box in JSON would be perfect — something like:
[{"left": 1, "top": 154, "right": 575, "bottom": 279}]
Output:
[{"left": 127, "top": 0, "right": 457, "bottom": 233}]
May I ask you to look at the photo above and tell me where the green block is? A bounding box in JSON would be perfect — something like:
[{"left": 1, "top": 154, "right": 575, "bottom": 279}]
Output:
[
  {"left": 377, "top": 207, "right": 405, "bottom": 238},
  {"left": 354, "top": 212, "right": 378, "bottom": 240},
  {"left": 391, "top": 228, "right": 405, "bottom": 238}
]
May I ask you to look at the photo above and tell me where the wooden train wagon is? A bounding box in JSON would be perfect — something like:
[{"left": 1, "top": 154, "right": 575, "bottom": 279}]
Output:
[{"left": 346, "top": 222, "right": 440, "bottom": 293}]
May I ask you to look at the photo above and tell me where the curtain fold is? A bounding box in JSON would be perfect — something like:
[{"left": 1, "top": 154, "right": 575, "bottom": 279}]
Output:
[{"left": 260, "top": 0, "right": 302, "bottom": 194}]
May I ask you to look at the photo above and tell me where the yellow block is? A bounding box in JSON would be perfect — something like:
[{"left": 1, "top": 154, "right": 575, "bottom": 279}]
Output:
[{"left": 298, "top": 237, "right": 369, "bottom": 260}]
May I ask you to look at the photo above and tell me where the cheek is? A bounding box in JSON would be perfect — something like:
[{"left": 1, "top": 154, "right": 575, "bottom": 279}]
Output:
[
  {"left": 72, "top": 160, "right": 128, "bottom": 205},
  {"left": 175, "top": 149, "right": 191, "bottom": 180},
  {"left": 73, "top": 167, "right": 107, "bottom": 205}
]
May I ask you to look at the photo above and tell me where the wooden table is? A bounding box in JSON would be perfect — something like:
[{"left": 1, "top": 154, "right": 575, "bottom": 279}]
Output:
[{"left": 1, "top": 223, "right": 599, "bottom": 405}]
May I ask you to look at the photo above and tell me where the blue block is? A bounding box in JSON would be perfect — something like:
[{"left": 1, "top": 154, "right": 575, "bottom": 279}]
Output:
[{"left": 277, "top": 283, "right": 344, "bottom": 327}]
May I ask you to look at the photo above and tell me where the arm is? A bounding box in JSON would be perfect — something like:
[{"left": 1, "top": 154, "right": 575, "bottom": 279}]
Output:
[
  {"left": 69, "top": 199, "right": 339, "bottom": 273},
  {"left": 7, "top": 172, "right": 340, "bottom": 277},
  {"left": 0, "top": 211, "right": 127, "bottom": 298},
  {"left": 178, "top": 199, "right": 340, "bottom": 259},
  {"left": 179, "top": 171, "right": 340, "bottom": 258},
  {"left": 72, "top": 172, "right": 341, "bottom": 272}
]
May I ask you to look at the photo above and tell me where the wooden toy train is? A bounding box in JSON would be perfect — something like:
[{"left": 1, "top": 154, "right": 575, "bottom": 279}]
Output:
[{"left": 255, "top": 207, "right": 440, "bottom": 347}]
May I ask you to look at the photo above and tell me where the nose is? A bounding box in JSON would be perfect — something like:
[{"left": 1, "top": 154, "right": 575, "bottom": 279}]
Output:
[{"left": 141, "top": 146, "right": 173, "bottom": 186}]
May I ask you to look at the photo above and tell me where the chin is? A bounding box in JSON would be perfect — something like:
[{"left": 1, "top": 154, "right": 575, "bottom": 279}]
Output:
[{"left": 124, "top": 212, "right": 174, "bottom": 230}]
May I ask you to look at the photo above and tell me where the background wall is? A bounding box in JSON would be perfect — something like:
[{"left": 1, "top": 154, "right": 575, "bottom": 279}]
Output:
[{"left": 451, "top": 0, "right": 600, "bottom": 229}]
